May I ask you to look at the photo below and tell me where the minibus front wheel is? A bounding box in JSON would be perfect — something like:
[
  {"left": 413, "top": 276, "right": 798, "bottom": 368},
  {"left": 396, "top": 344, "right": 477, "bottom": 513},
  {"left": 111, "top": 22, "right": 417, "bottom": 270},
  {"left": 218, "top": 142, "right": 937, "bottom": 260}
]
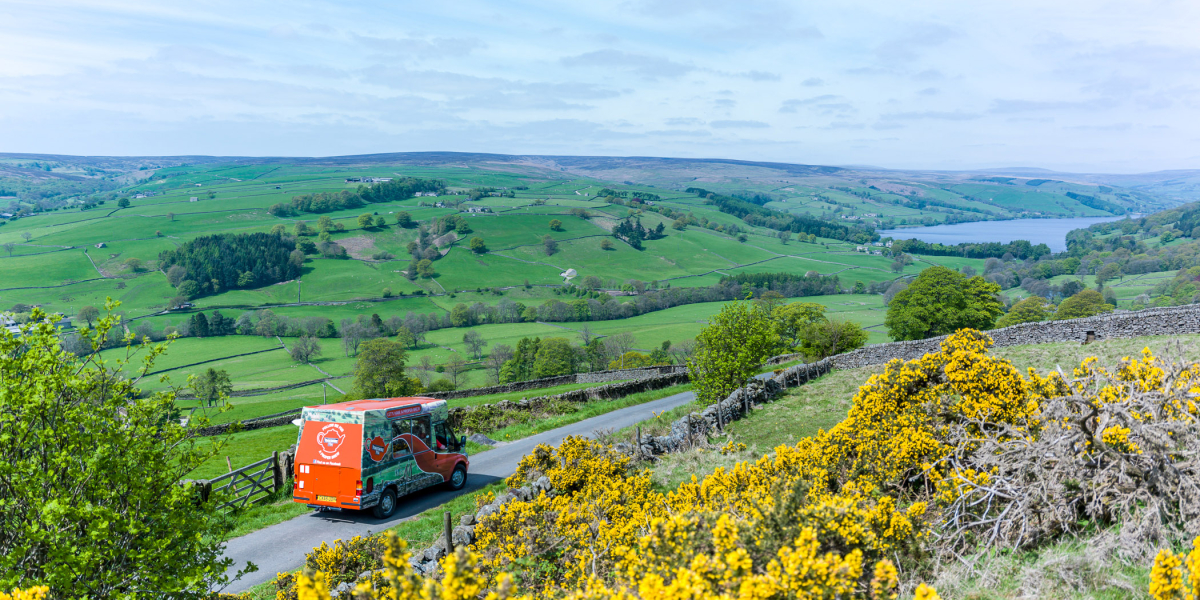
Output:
[{"left": 446, "top": 464, "right": 467, "bottom": 491}]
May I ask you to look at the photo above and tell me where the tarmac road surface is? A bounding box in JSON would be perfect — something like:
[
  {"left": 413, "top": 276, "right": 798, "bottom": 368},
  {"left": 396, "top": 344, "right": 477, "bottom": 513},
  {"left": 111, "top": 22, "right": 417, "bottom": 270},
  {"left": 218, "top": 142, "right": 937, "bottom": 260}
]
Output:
[{"left": 218, "top": 387, "right": 700, "bottom": 593}]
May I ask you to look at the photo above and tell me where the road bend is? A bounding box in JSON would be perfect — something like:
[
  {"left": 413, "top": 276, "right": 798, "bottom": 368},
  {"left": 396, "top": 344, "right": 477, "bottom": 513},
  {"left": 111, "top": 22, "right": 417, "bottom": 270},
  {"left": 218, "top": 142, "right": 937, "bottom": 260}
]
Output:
[{"left": 218, "top": 388, "right": 699, "bottom": 593}]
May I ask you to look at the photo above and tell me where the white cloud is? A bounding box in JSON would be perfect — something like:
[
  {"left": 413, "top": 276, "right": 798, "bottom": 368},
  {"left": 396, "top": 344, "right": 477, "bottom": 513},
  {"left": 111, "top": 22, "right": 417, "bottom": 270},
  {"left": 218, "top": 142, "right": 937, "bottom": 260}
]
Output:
[{"left": 0, "top": 0, "right": 1197, "bottom": 171}]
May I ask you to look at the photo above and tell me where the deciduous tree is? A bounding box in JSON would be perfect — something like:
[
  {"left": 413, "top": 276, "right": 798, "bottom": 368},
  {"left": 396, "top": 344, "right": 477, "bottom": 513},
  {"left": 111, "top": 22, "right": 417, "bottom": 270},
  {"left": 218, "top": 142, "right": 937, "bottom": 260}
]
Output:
[
  {"left": 798, "top": 319, "right": 868, "bottom": 360},
  {"left": 484, "top": 343, "right": 513, "bottom": 384},
  {"left": 533, "top": 337, "right": 577, "bottom": 378},
  {"left": 688, "top": 298, "right": 781, "bottom": 410},
  {"left": 549, "top": 219, "right": 563, "bottom": 231},
  {"left": 289, "top": 335, "right": 322, "bottom": 363},
  {"left": 77, "top": 305, "right": 99, "bottom": 328},
  {"left": 1055, "top": 289, "right": 1114, "bottom": 320},
  {"left": 995, "top": 296, "right": 1052, "bottom": 328},
  {"left": 193, "top": 367, "right": 232, "bottom": 407},
  {"left": 884, "top": 266, "right": 1004, "bottom": 341},
  {"left": 353, "top": 338, "right": 421, "bottom": 398},
  {"left": 462, "top": 330, "right": 488, "bottom": 359},
  {"left": 0, "top": 305, "right": 236, "bottom": 596}
]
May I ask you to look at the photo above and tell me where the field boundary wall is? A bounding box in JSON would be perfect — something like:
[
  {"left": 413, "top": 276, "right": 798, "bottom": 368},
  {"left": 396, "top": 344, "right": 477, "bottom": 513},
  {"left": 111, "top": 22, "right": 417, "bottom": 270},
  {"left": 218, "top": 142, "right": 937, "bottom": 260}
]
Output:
[
  {"left": 766, "top": 304, "right": 1200, "bottom": 371},
  {"left": 422, "top": 365, "right": 686, "bottom": 400}
]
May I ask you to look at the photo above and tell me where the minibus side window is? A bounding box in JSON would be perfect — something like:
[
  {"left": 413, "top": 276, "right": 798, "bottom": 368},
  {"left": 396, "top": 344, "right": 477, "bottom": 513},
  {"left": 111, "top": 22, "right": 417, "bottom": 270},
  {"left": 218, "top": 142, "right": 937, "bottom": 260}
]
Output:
[
  {"left": 434, "top": 422, "right": 452, "bottom": 452},
  {"left": 391, "top": 420, "right": 411, "bottom": 458},
  {"left": 410, "top": 416, "right": 432, "bottom": 450}
]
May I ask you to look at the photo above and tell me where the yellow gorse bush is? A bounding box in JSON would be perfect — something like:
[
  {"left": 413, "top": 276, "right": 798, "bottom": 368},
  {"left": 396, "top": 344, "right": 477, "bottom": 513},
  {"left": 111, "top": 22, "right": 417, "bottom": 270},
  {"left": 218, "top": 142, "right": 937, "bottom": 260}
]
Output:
[
  {"left": 276, "top": 329, "right": 1200, "bottom": 599},
  {"left": 1150, "top": 537, "right": 1200, "bottom": 600},
  {"left": 0, "top": 588, "right": 48, "bottom": 600}
]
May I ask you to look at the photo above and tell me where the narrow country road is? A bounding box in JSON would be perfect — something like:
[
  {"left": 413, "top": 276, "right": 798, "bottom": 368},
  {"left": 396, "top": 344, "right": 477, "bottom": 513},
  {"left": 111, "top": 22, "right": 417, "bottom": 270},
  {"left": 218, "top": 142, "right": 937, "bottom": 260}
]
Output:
[{"left": 218, "top": 387, "right": 699, "bottom": 593}]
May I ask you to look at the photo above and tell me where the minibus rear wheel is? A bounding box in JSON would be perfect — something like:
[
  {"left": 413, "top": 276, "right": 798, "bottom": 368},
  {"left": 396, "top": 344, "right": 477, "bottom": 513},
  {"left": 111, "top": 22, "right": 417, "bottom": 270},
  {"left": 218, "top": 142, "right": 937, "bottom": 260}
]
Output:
[{"left": 373, "top": 488, "right": 397, "bottom": 519}]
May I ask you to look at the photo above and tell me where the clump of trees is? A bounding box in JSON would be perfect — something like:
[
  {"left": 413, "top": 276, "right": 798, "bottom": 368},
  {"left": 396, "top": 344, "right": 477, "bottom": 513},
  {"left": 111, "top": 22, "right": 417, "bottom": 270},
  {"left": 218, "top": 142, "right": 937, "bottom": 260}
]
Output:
[
  {"left": 687, "top": 295, "right": 868, "bottom": 412},
  {"left": 612, "top": 217, "right": 665, "bottom": 250},
  {"left": 159, "top": 232, "right": 303, "bottom": 299}
]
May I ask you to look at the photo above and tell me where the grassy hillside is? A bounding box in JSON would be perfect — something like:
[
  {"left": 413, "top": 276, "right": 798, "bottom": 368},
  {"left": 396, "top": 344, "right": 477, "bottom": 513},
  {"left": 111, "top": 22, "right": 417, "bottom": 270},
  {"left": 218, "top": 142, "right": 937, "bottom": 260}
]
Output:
[{"left": 0, "top": 153, "right": 1188, "bottom": 409}]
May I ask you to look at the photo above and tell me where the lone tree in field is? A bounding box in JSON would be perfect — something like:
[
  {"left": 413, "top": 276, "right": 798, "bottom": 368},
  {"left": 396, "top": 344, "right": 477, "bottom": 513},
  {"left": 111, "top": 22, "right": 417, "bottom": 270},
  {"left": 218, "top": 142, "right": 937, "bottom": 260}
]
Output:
[
  {"left": 462, "top": 330, "right": 488, "bottom": 359},
  {"left": 289, "top": 335, "right": 323, "bottom": 363},
  {"left": 354, "top": 338, "right": 421, "bottom": 398},
  {"left": 688, "top": 298, "right": 780, "bottom": 411},
  {"left": 192, "top": 367, "right": 233, "bottom": 407},
  {"left": 77, "top": 305, "right": 99, "bottom": 328},
  {"left": 470, "top": 237, "right": 487, "bottom": 253},
  {"left": 0, "top": 304, "right": 237, "bottom": 596},
  {"left": 543, "top": 235, "right": 559, "bottom": 256},
  {"left": 549, "top": 219, "right": 563, "bottom": 231},
  {"left": 884, "top": 265, "right": 1004, "bottom": 341},
  {"left": 2, "top": 242, "right": 14, "bottom": 256},
  {"left": 600, "top": 239, "right": 614, "bottom": 251},
  {"left": 21, "top": 231, "right": 32, "bottom": 242},
  {"left": 117, "top": 197, "right": 130, "bottom": 208},
  {"left": 444, "top": 355, "right": 467, "bottom": 388}
]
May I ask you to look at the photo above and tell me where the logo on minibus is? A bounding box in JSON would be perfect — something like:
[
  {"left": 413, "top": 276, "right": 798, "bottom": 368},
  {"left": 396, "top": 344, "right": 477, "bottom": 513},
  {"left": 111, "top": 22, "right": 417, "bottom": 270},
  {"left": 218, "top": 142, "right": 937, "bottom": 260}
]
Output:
[
  {"left": 367, "top": 436, "right": 388, "bottom": 462},
  {"left": 385, "top": 405, "right": 422, "bottom": 419},
  {"left": 317, "top": 423, "right": 346, "bottom": 460}
]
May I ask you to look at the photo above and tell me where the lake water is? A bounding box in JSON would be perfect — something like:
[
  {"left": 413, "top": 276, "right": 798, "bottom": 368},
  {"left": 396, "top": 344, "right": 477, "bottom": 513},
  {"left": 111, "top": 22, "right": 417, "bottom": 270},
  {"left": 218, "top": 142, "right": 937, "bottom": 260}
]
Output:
[{"left": 879, "top": 216, "right": 1131, "bottom": 253}]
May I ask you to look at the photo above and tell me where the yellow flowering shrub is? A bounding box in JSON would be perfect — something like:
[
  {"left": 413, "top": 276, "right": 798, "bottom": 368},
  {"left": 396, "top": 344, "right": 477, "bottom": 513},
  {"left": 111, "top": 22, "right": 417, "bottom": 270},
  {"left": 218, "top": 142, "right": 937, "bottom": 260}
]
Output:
[
  {"left": 276, "top": 535, "right": 385, "bottom": 599},
  {"left": 1150, "top": 537, "right": 1200, "bottom": 600},
  {"left": 0, "top": 588, "right": 48, "bottom": 600},
  {"left": 473, "top": 436, "right": 931, "bottom": 597}
]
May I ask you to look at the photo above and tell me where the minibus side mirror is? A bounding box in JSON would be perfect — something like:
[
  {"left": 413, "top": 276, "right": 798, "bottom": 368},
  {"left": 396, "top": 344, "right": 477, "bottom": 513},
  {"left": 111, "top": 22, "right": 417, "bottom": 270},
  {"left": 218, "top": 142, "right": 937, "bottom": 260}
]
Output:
[{"left": 460, "top": 435, "right": 467, "bottom": 452}]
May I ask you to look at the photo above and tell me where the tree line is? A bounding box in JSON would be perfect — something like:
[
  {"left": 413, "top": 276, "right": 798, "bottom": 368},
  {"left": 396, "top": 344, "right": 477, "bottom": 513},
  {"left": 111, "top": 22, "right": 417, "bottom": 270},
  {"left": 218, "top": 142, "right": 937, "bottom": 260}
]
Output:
[
  {"left": 268, "top": 177, "right": 443, "bottom": 217},
  {"left": 889, "top": 238, "right": 1054, "bottom": 260},
  {"left": 127, "top": 272, "right": 848, "bottom": 351}
]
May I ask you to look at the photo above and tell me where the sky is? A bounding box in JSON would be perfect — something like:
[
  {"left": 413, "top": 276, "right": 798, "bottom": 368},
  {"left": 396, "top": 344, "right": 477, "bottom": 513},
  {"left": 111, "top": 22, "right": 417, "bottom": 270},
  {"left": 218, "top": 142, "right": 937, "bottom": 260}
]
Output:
[{"left": 2, "top": 0, "right": 1199, "bottom": 172}]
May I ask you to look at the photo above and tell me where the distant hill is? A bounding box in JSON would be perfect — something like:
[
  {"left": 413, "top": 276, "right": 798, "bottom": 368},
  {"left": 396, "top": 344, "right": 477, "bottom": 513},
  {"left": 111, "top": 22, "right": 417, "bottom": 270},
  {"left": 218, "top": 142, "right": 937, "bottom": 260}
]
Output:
[{"left": 0, "top": 151, "right": 1183, "bottom": 221}]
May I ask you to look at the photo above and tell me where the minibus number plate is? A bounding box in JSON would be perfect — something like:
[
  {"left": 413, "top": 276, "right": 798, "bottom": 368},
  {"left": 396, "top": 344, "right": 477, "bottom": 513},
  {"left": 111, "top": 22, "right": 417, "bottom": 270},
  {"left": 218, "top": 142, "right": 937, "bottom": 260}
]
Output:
[{"left": 317, "top": 495, "right": 335, "bottom": 502}]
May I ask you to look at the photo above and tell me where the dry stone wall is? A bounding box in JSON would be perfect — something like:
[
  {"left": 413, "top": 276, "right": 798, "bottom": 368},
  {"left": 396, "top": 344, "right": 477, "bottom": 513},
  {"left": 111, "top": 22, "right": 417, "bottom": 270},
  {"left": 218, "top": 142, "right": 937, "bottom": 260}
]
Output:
[
  {"left": 422, "top": 365, "right": 685, "bottom": 401},
  {"left": 446, "top": 371, "right": 689, "bottom": 432},
  {"left": 829, "top": 304, "right": 1200, "bottom": 371}
]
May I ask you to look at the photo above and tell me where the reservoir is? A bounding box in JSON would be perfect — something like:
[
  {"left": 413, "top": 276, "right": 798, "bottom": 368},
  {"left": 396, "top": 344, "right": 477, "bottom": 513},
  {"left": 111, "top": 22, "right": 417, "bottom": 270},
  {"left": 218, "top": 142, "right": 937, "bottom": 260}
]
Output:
[{"left": 879, "top": 216, "right": 1131, "bottom": 253}]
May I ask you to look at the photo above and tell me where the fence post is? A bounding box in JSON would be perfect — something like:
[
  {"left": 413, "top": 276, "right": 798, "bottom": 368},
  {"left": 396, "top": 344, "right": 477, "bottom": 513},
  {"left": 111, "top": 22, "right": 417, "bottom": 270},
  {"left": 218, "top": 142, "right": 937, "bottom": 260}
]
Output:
[
  {"left": 444, "top": 511, "right": 454, "bottom": 554},
  {"left": 271, "top": 451, "right": 283, "bottom": 492},
  {"left": 636, "top": 425, "right": 641, "bottom": 458}
]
